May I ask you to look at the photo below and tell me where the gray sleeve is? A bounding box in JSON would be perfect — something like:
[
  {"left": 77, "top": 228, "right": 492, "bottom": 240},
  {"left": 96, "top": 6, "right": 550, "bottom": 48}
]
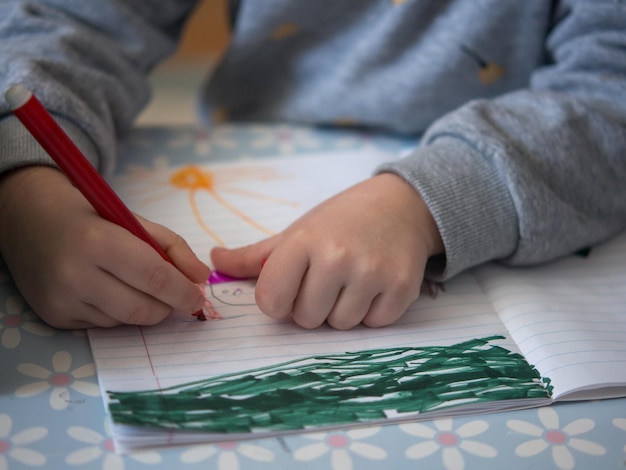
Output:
[
  {"left": 379, "top": 0, "right": 626, "bottom": 281},
  {"left": 0, "top": 0, "right": 198, "bottom": 176}
]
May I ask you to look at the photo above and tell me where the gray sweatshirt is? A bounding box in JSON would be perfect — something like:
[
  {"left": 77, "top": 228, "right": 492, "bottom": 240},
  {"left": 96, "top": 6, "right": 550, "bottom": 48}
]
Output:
[{"left": 1, "top": 0, "right": 625, "bottom": 281}]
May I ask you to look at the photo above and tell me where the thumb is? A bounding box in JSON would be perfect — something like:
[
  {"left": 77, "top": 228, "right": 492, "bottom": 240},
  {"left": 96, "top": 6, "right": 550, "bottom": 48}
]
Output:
[{"left": 210, "top": 236, "right": 279, "bottom": 278}]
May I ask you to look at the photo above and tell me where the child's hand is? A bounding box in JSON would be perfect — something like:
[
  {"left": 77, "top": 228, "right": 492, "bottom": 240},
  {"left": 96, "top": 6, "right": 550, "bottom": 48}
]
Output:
[
  {"left": 0, "top": 166, "right": 210, "bottom": 329},
  {"left": 211, "top": 173, "right": 444, "bottom": 330}
]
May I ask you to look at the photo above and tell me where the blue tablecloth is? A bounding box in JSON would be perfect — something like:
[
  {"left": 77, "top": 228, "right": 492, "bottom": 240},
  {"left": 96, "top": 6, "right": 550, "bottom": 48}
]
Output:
[{"left": 1, "top": 124, "right": 625, "bottom": 469}]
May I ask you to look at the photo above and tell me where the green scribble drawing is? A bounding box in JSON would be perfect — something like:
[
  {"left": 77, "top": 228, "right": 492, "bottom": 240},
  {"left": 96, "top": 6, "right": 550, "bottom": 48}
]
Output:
[{"left": 108, "top": 336, "right": 552, "bottom": 433}]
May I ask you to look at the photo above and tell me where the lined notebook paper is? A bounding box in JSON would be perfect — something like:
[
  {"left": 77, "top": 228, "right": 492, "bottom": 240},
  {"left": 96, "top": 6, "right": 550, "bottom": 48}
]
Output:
[
  {"left": 90, "top": 274, "right": 516, "bottom": 391},
  {"left": 87, "top": 148, "right": 626, "bottom": 452},
  {"left": 475, "top": 233, "right": 626, "bottom": 401}
]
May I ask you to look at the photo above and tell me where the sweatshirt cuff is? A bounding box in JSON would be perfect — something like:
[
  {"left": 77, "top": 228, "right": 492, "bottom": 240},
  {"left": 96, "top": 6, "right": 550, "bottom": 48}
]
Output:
[
  {"left": 0, "top": 114, "right": 101, "bottom": 176},
  {"left": 377, "top": 138, "right": 519, "bottom": 281}
]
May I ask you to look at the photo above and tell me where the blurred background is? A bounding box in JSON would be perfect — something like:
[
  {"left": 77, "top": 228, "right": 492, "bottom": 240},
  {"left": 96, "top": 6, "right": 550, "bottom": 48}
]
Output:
[{"left": 138, "top": 0, "right": 230, "bottom": 125}]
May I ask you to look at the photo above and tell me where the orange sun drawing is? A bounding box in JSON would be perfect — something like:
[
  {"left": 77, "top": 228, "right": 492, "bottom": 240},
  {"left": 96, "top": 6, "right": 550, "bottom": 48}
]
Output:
[{"left": 119, "top": 160, "right": 299, "bottom": 246}]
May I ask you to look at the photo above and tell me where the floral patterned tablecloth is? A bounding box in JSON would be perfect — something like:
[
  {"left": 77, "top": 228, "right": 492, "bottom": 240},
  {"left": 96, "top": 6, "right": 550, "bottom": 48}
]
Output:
[{"left": 1, "top": 124, "right": 625, "bottom": 470}]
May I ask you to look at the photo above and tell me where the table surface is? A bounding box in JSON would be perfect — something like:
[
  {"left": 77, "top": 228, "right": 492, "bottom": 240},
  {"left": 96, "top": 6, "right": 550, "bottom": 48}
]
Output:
[{"left": 1, "top": 124, "right": 625, "bottom": 470}]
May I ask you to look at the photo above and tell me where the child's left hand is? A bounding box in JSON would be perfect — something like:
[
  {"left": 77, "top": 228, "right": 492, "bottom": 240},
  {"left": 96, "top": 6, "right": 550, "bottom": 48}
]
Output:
[{"left": 210, "top": 173, "right": 444, "bottom": 330}]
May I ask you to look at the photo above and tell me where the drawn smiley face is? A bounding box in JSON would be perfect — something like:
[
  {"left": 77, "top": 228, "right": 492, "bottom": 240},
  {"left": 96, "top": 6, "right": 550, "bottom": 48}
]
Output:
[{"left": 207, "top": 280, "right": 257, "bottom": 307}]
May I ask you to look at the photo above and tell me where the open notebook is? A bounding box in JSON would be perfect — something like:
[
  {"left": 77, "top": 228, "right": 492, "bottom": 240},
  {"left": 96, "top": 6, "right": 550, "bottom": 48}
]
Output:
[{"left": 88, "top": 138, "right": 626, "bottom": 453}]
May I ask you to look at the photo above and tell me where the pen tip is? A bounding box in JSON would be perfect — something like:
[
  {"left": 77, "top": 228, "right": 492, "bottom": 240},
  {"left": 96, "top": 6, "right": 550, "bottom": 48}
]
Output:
[{"left": 4, "top": 84, "right": 32, "bottom": 110}]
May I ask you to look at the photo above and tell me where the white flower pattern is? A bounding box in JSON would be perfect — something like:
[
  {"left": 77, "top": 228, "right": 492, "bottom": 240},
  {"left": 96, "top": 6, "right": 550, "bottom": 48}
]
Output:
[
  {"left": 0, "top": 295, "right": 54, "bottom": 349},
  {"left": 249, "top": 124, "right": 320, "bottom": 154},
  {"left": 15, "top": 351, "right": 100, "bottom": 410},
  {"left": 507, "top": 406, "right": 606, "bottom": 469},
  {"left": 400, "top": 418, "right": 497, "bottom": 470},
  {"left": 66, "top": 421, "right": 161, "bottom": 469},
  {"left": 164, "top": 128, "right": 239, "bottom": 156},
  {"left": 612, "top": 417, "right": 626, "bottom": 453},
  {"left": 180, "top": 441, "right": 274, "bottom": 469},
  {"left": 292, "top": 428, "right": 387, "bottom": 469},
  {"left": 0, "top": 414, "right": 47, "bottom": 468}
]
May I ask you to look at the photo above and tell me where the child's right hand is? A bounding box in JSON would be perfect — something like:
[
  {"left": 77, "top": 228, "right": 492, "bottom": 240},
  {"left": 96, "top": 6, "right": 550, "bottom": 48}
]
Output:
[
  {"left": 0, "top": 166, "right": 210, "bottom": 329},
  {"left": 211, "top": 173, "right": 445, "bottom": 330}
]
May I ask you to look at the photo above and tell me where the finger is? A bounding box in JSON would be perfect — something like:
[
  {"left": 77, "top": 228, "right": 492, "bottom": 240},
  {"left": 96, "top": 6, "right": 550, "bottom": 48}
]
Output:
[
  {"left": 360, "top": 268, "right": 424, "bottom": 327},
  {"left": 139, "top": 216, "right": 211, "bottom": 284},
  {"left": 361, "top": 290, "right": 418, "bottom": 328},
  {"left": 99, "top": 227, "right": 205, "bottom": 316},
  {"left": 324, "top": 284, "right": 379, "bottom": 330},
  {"left": 74, "top": 303, "right": 124, "bottom": 328},
  {"left": 290, "top": 265, "right": 346, "bottom": 329},
  {"left": 254, "top": 241, "right": 310, "bottom": 320},
  {"left": 62, "top": 318, "right": 116, "bottom": 329},
  {"left": 210, "top": 236, "right": 279, "bottom": 278},
  {"left": 73, "top": 264, "right": 174, "bottom": 326},
  {"left": 37, "top": 296, "right": 123, "bottom": 329}
]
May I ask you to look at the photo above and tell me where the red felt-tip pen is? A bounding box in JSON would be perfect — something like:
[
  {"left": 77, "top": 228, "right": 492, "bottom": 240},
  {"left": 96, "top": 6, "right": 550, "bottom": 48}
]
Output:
[{"left": 4, "top": 84, "right": 206, "bottom": 319}]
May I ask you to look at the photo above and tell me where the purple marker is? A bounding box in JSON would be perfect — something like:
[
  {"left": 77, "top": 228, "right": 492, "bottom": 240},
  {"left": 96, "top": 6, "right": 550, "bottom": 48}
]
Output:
[{"left": 208, "top": 270, "right": 243, "bottom": 284}]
